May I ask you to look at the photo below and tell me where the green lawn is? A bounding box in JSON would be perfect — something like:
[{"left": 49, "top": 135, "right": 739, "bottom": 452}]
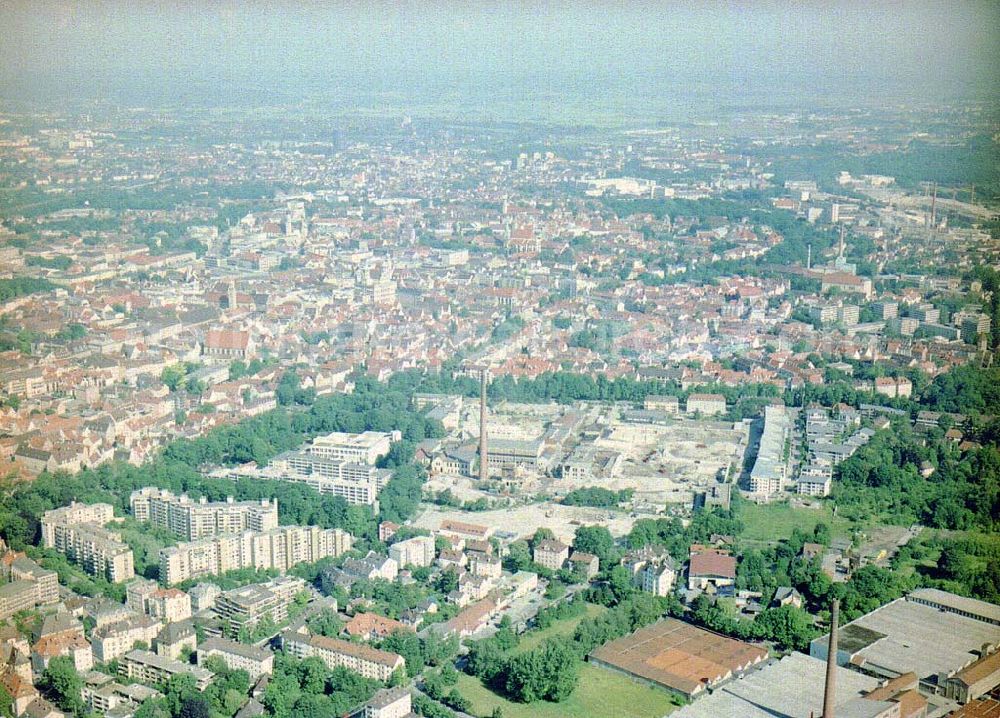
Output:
[
  {"left": 454, "top": 664, "right": 679, "bottom": 718},
  {"left": 516, "top": 603, "right": 607, "bottom": 653},
  {"left": 739, "top": 501, "right": 854, "bottom": 543}
]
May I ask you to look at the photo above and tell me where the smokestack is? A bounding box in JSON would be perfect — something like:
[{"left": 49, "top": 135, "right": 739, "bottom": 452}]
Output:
[
  {"left": 479, "top": 368, "right": 489, "bottom": 481},
  {"left": 822, "top": 598, "right": 840, "bottom": 718},
  {"left": 807, "top": 244, "right": 812, "bottom": 270},
  {"left": 930, "top": 183, "right": 937, "bottom": 227}
]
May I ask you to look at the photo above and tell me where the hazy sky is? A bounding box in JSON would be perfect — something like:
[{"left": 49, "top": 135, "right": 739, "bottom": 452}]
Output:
[{"left": 1, "top": 1, "right": 997, "bottom": 113}]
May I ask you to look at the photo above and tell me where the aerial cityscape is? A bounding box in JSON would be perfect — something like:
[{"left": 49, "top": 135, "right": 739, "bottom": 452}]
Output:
[{"left": 0, "top": 3, "right": 998, "bottom": 718}]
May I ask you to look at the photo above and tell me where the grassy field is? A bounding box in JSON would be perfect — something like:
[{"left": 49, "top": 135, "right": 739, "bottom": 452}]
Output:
[
  {"left": 454, "top": 664, "right": 679, "bottom": 718},
  {"left": 516, "top": 603, "right": 606, "bottom": 653},
  {"left": 739, "top": 501, "right": 854, "bottom": 543}
]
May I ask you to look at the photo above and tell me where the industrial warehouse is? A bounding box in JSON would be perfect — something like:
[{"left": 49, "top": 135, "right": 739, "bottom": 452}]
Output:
[{"left": 587, "top": 617, "right": 768, "bottom": 700}]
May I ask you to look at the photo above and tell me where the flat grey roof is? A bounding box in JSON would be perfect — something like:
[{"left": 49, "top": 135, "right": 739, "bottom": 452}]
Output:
[
  {"left": 199, "top": 636, "right": 271, "bottom": 662},
  {"left": 672, "top": 653, "right": 880, "bottom": 718},
  {"left": 908, "top": 588, "right": 1000, "bottom": 624},
  {"left": 124, "top": 649, "right": 213, "bottom": 681},
  {"left": 812, "top": 597, "right": 1000, "bottom": 681}
]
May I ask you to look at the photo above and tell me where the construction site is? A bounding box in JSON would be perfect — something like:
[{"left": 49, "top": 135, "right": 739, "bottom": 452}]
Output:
[{"left": 415, "top": 384, "right": 749, "bottom": 536}]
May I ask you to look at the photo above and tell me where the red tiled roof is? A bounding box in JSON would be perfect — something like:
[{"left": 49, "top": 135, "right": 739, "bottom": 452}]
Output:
[
  {"left": 445, "top": 599, "right": 497, "bottom": 634},
  {"left": 689, "top": 550, "right": 736, "bottom": 579},
  {"left": 439, "top": 520, "right": 489, "bottom": 538},
  {"left": 300, "top": 633, "right": 403, "bottom": 668},
  {"left": 204, "top": 330, "right": 249, "bottom": 351},
  {"left": 822, "top": 272, "right": 866, "bottom": 286},
  {"left": 344, "top": 612, "right": 413, "bottom": 639}
]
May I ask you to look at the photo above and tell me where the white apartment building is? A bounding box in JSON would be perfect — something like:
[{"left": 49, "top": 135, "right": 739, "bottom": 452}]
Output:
[
  {"left": 126, "top": 578, "right": 158, "bottom": 614},
  {"left": 130, "top": 488, "right": 279, "bottom": 540},
  {"left": 159, "top": 525, "right": 352, "bottom": 585},
  {"left": 262, "top": 453, "right": 391, "bottom": 506},
  {"left": 0, "top": 554, "right": 58, "bottom": 620},
  {"left": 41, "top": 502, "right": 114, "bottom": 547},
  {"left": 308, "top": 430, "right": 400, "bottom": 464},
  {"left": 119, "top": 649, "right": 213, "bottom": 691},
  {"left": 41, "top": 502, "right": 135, "bottom": 582},
  {"left": 686, "top": 393, "right": 726, "bottom": 416},
  {"left": 147, "top": 588, "right": 192, "bottom": 623},
  {"left": 355, "top": 687, "right": 413, "bottom": 718},
  {"left": 280, "top": 632, "right": 404, "bottom": 682},
  {"left": 388, "top": 536, "right": 435, "bottom": 568},
  {"left": 638, "top": 561, "right": 677, "bottom": 596},
  {"left": 53, "top": 524, "right": 134, "bottom": 583},
  {"left": 213, "top": 576, "right": 306, "bottom": 638},
  {"left": 469, "top": 554, "right": 502, "bottom": 580},
  {"left": 91, "top": 615, "right": 163, "bottom": 663},
  {"left": 533, "top": 539, "right": 569, "bottom": 571},
  {"left": 197, "top": 636, "right": 274, "bottom": 680},
  {"left": 623, "top": 546, "right": 677, "bottom": 597},
  {"left": 747, "top": 405, "right": 791, "bottom": 497}
]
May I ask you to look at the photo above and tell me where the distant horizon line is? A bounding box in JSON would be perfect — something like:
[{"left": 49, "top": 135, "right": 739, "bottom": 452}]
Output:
[{"left": 1, "top": 87, "right": 997, "bottom": 125}]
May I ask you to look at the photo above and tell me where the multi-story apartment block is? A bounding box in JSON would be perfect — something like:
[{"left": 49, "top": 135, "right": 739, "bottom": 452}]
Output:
[
  {"left": 959, "top": 313, "right": 991, "bottom": 343},
  {"left": 809, "top": 304, "right": 839, "bottom": 325},
  {"left": 350, "top": 687, "right": 413, "bottom": 718},
  {"left": 622, "top": 546, "right": 677, "bottom": 596},
  {"left": 130, "top": 488, "right": 278, "bottom": 540},
  {"left": 644, "top": 394, "right": 680, "bottom": 413},
  {"left": 747, "top": 405, "right": 791, "bottom": 497},
  {"left": 533, "top": 539, "right": 569, "bottom": 571},
  {"left": 0, "top": 553, "right": 58, "bottom": 620},
  {"left": 261, "top": 453, "right": 391, "bottom": 506},
  {"left": 119, "top": 649, "right": 213, "bottom": 691},
  {"left": 81, "top": 676, "right": 160, "bottom": 716},
  {"left": 147, "top": 588, "right": 192, "bottom": 623},
  {"left": 41, "top": 503, "right": 134, "bottom": 583},
  {"left": 874, "top": 376, "right": 913, "bottom": 399},
  {"left": 188, "top": 583, "right": 221, "bottom": 612},
  {"left": 89, "top": 603, "right": 132, "bottom": 631},
  {"left": 54, "top": 524, "right": 134, "bottom": 583},
  {"left": 797, "top": 472, "right": 833, "bottom": 497},
  {"left": 280, "top": 631, "right": 404, "bottom": 682},
  {"left": 910, "top": 303, "right": 940, "bottom": 324},
  {"left": 213, "top": 576, "right": 306, "bottom": 638},
  {"left": 308, "top": 430, "right": 399, "bottom": 464},
  {"left": 469, "top": 553, "right": 502, "bottom": 580},
  {"left": 885, "top": 315, "right": 919, "bottom": 335},
  {"left": 197, "top": 636, "right": 273, "bottom": 680},
  {"left": 388, "top": 536, "right": 435, "bottom": 568},
  {"left": 91, "top": 615, "right": 163, "bottom": 663},
  {"left": 0, "top": 580, "right": 48, "bottom": 621},
  {"left": 871, "top": 301, "right": 899, "bottom": 320},
  {"left": 829, "top": 202, "right": 858, "bottom": 224},
  {"left": 126, "top": 578, "right": 158, "bottom": 614},
  {"left": 838, "top": 304, "right": 860, "bottom": 326},
  {"left": 159, "top": 525, "right": 352, "bottom": 585},
  {"left": 154, "top": 621, "right": 197, "bottom": 660},
  {"left": 686, "top": 393, "right": 726, "bottom": 416},
  {"left": 33, "top": 629, "right": 94, "bottom": 674},
  {"left": 41, "top": 501, "right": 114, "bottom": 547},
  {"left": 638, "top": 560, "right": 677, "bottom": 596}
]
